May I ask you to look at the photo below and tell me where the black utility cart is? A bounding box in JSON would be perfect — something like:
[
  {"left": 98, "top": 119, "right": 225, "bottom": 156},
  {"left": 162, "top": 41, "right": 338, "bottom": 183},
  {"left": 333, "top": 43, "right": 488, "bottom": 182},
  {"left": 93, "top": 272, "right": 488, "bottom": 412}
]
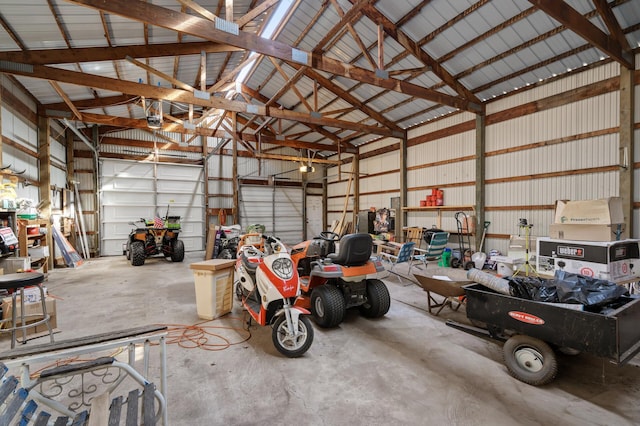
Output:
[{"left": 447, "top": 283, "right": 640, "bottom": 385}]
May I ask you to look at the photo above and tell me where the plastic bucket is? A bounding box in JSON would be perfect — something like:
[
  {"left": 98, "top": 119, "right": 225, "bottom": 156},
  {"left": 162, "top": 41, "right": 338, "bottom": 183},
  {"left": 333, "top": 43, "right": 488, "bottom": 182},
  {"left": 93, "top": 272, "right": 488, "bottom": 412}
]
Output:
[{"left": 471, "top": 252, "right": 486, "bottom": 269}]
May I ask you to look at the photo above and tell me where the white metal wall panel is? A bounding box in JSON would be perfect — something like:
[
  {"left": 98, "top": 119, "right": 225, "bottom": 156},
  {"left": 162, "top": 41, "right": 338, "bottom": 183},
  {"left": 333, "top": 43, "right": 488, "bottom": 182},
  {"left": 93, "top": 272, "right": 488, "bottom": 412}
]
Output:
[
  {"left": 486, "top": 62, "right": 620, "bottom": 114},
  {"left": 100, "top": 159, "right": 205, "bottom": 256},
  {"left": 238, "top": 185, "right": 303, "bottom": 245}
]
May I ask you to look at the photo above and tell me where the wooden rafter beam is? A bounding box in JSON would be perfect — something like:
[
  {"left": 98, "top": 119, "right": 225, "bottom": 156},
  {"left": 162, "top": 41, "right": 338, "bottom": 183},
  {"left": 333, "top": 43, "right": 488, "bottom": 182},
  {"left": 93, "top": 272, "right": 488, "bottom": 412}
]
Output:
[
  {"left": 236, "top": 0, "right": 279, "bottom": 28},
  {"left": 48, "top": 81, "right": 81, "bottom": 119},
  {"left": 65, "top": 0, "right": 477, "bottom": 113},
  {"left": 0, "top": 13, "right": 26, "bottom": 49},
  {"left": 239, "top": 84, "right": 343, "bottom": 144},
  {"left": 528, "top": 0, "right": 633, "bottom": 68},
  {"left": 268, "top": 57, "right": 313, "bottom": 111},
  {"left": 328, "top": 0, "right": 377, "bottom": 70},
  {"left": 0, "top": 42, "right": 243, "bottom": 65},
  {"left": 40, "top": 94, "right": 138, "bottom": 113},
  {"left": 358, "top": 2, "right": 481, "bottom": 105},
  {"left": 592, "top": 0, "right": 632, "bottom": 52},
  {"left": 313, "top": 0, "right": 371, "bottom": 54},
  {"left": 0, "top": 61, "right": 396, "bottom": 137},
  {"left": 176, "top": 0, "right": 218, "bottom": 22},
  {"left": 299, "top": 66, "right": 403, "bottom": 132},
  {"left": 126, "top": 56, "right": 195, "bottom": 91},
  {"left": 77, "top": 111, "right": 349, "bottom": 153}
]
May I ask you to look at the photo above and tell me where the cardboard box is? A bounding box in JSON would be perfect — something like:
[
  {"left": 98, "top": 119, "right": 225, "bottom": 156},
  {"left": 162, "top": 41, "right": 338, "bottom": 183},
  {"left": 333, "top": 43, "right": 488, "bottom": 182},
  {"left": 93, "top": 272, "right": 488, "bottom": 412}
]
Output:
[
  {"left": 0, "top": 257, "right": 31, "bottom": 274},
  {"left": 549, "top": 223, "right": 624, "bottom": 242},
  {"left": 1, "top": 296, "right": 57, "bottom": 339},
  {"left": 2, "top": 296, "right": 56, "bottom": 323},
  {"left": 554, "top": 197, "right": 624, "bottom": 225},
  {"left": 536, "top": 237, "right": 640, "bottom": 283}
]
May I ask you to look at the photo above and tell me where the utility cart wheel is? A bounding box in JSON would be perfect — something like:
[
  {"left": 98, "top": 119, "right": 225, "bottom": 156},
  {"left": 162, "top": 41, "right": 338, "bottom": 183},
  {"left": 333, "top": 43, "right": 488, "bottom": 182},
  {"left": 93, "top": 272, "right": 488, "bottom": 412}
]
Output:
[
  {"left": 503, "top": 335, "right": 557, "bottom": 386},
  {"left": 450, "top": 257, "right": 461, "bottom": 268}
]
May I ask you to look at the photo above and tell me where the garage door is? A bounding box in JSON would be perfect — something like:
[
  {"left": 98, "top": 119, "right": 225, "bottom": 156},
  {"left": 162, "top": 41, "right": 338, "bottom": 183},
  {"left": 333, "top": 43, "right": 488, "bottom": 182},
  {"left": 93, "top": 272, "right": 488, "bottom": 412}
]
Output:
[
  {"left": 100, "top": 159, "right": 205, "bottom": 256},
  {"left": 239, "top": 185, "right": 303, "bottom": 246}
]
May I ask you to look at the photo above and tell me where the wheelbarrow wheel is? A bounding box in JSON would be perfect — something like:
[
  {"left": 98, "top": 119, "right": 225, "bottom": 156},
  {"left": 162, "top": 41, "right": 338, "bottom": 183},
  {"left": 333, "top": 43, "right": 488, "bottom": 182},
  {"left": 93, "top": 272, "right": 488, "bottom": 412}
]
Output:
[
  {"left": 503, "top": 335, "right": 557, "bottom": 386},
  {"left": 451, "top": 257, "right": 461, "bottom": 268}
]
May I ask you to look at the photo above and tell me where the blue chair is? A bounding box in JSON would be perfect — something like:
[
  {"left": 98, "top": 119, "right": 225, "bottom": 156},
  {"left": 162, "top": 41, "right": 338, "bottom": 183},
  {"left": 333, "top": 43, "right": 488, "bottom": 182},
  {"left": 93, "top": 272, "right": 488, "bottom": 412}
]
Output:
[
  {"left": 380, "top": 241, "right": 416, "bottom": 280},
  {"left": 412, "top": 232, "right": 450, "bottom": 272}
]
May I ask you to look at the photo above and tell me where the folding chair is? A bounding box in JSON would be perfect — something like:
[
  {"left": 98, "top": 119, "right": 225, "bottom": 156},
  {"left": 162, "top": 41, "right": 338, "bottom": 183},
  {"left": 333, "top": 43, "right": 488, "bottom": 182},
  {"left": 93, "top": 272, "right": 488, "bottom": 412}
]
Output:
[
  {"left": 379, "top": 241, "right": 416, "bottom": 281},
  {"left": 412, "top": 231, "right": 450, "bottom": 272}
]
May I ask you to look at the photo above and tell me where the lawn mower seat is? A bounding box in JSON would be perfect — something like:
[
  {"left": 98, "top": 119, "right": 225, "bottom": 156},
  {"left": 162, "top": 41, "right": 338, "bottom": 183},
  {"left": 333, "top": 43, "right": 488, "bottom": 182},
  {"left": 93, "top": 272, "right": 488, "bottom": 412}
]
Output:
[{"left": 328, "top": 233, "right": 373, "bottom": 267}]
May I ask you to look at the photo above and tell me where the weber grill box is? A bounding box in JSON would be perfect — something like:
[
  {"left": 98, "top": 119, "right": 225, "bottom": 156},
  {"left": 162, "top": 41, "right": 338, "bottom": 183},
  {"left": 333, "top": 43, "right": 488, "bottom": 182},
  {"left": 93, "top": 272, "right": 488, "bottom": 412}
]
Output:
[{"left": 536, "top": 237, "right": 640, "bottom": 283}]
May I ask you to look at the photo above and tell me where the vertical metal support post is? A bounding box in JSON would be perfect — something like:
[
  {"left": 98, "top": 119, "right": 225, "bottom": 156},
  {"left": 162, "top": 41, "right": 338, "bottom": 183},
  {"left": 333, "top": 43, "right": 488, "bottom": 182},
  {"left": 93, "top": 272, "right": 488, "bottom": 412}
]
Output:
[
  {"left": 475, "top": 113, "right": 486, "bottom": 252},
  {"left": 620, "top": 66, "right": 635, "bottom": 238}
]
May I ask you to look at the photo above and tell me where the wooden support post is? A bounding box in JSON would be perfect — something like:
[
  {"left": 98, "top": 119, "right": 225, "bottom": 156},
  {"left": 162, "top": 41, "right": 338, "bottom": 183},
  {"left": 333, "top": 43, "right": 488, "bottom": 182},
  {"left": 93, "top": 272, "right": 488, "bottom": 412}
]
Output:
[
  {"left": 38, "top": 116, "right": 54, "bottom": 271},
  {"left": 619, "top": 66, "right": 634, "bottom": 238},
  {"left": 399, "top": 131, "right": 407, "bottom": 238},
  {"left": 226, "top": 0, "right": 234, "bottom": 22},
  {"left": 200, "top": 51, "right": 207, "bottom": 91},
  {"left": 353, "top": 155, "right": 360, "bottom": 229},
  {"left": 377, "top": 24, "right": 384, "bottom": 70},
  {"left": 232, "top": 112, "right": 238, "bottom": 224},
  {"left": 475, "top": 113, "right": 486, "bottom": 252},
  {"left": 0, "top": 84, "right": 3, "bottom": 166}
]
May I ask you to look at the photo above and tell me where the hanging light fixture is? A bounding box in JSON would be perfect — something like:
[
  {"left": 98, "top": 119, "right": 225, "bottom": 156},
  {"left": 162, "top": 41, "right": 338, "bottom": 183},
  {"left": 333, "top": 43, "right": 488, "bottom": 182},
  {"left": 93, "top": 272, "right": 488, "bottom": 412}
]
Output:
[{"left": 145, "top": 99, "right": 163, "bottom": 129}]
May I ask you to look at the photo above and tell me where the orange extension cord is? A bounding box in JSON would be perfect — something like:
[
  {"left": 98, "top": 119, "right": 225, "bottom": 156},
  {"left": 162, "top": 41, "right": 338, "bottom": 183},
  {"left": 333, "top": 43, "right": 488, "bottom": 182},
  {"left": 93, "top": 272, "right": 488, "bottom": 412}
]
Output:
[{"left": 27, "top": 315, "right": 253, "bottom": 379}]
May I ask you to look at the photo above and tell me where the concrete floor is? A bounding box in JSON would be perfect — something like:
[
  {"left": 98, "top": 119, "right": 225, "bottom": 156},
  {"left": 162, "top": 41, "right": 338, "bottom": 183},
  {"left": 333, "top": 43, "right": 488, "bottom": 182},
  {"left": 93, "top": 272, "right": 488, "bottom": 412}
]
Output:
[{"left": 2, "top": 252, "right": 640, "bottom": 425}]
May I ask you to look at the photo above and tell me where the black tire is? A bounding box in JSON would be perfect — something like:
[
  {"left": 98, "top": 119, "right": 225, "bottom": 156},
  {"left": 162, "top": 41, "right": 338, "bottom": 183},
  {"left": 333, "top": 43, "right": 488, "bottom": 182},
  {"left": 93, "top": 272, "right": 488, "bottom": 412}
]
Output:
[
  {"left": 272, "top": 314, "right": 314, "bottom": 358},
  {"left": 464, "top": 261, "right": 475, "bottom": 270},
  {"left": 130, "top": 241, "right": 145, "bottom": 266},
  {"left": 310, "top": 285, "right": 346, "bottom": 328},
  {"left": 359, "top": 279, "right": 391, "bottom": 318},
  {"left": 503, "top": 335, "right": 558, "bottom": 386},
  {"left": 451, "top": 257, "right": 461, "bottom": 268},
  {"left": 171, "top": 239, "right": 185, "bottom": 262}
]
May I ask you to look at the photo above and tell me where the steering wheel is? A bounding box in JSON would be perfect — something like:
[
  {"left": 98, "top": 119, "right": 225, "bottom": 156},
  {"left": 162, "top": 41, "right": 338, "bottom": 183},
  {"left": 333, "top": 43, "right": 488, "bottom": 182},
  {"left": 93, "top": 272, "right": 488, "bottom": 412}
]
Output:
[{"left": 318, "top": 231, "right": 340, "bottom": 242}]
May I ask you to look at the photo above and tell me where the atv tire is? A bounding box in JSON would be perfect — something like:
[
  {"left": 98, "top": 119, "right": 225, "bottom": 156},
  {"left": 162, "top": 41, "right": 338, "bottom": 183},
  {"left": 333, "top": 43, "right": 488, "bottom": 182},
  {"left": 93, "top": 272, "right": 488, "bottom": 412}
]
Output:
[
  {"left": 310, "top": 285, "right": 345, "bottom": 328},
  {"left": 360, "top": 279, "right": 390, "bottom": 318},
  {"left": 125, "top": 242, "right": 131, "bottom": 260},
  {"left": 171, "top": 239, "right": 185, "bottom": 262},
  {"left": 130, "top": 241, "right": 145, "bottom": 266}
]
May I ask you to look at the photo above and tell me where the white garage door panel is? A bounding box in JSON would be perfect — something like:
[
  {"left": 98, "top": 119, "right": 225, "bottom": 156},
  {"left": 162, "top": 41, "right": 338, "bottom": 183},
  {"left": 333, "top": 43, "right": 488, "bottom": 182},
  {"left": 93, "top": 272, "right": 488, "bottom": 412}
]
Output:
[
  {"left": 102, "top": 177, "right": 154, "bottom": 192},
  {"left": 101, "top": 161, "right": 155, "bottom": 178},
  {"left": 101, "top": 159, "right": 205, "bottom": 256},
  {"left": 157, "top": 164, "right": 202, "bottom": 180},
  {"left": 239, "top": 185, "right": 302, "bottom": 245},
  {"left": 102, "top": 206, "right": 157, "bottom": 222},
  {"left": 102, "top": 191, "right": 155, "bottom": 206},
  {"left": 155, "top": 191, "right": 204, "bottom": 206}
]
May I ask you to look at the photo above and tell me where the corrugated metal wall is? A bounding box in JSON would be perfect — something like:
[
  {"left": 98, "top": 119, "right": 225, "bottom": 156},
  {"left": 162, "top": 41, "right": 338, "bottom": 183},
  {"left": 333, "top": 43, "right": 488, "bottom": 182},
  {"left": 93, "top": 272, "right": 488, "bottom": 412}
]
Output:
[{"left": 328, "top": 58, "right": 637, "bottom": 258}]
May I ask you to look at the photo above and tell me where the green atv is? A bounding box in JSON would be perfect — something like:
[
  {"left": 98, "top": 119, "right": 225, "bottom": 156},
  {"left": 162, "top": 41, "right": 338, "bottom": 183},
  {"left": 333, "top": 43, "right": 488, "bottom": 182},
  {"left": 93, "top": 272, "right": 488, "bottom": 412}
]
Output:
[{"left": 123, "top": 216, "right": 184, "bottom": 266}]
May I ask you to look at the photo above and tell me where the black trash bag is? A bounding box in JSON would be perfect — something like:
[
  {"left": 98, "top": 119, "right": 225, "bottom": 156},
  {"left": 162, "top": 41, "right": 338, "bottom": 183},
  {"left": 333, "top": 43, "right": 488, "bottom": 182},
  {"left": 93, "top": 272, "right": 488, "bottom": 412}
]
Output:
[
  {"left": 553, "top": 270, "right": 627, "bottom": 307},
  {"left": 508, "top": 276, "right": 558, "bottom": 302}
]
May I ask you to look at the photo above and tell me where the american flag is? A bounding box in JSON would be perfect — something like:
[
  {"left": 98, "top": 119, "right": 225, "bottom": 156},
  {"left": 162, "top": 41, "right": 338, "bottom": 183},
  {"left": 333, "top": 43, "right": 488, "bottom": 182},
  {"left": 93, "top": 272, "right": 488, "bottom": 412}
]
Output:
[{"left": 153, "top": 216, "right": 164, "bottom": 228}]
